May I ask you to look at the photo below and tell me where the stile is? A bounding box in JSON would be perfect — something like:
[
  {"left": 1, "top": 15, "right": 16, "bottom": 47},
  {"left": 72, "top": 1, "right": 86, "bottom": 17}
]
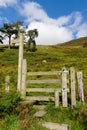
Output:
[
  {"left": 17, "top": 25, "right": 84, "bottom": 108},
  {"left": 70, "top": 67, "right": 76, "bottom": 107},
  {"left": 77, "top": 72, "right": 84, "bottom": 103},
  {"left": 21, "top": 59, "right": 27, "bottom": 99}
]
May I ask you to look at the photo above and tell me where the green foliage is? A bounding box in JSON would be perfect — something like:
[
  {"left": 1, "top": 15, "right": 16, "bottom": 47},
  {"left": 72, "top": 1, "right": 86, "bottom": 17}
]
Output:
[
  {"left": 78, "top": 104, "right": 87, "bottom": 130},
  {"left": 0, "top": 114, "right": 19, "bottom": 130},
  {"left": 12, "top": 21, "right": 23, "bottom": 33},
  {"left": 26, "top": 29, "right": 38, "bottom": 52},
  {"left": 0, "top": 23, "right": 18, "bottom": 48},
  {"left": 0, "top": 92, "right": 21, "bottom": 117},
  {"left": 27, "top": 29, "right": 38, "bottom": 38}
]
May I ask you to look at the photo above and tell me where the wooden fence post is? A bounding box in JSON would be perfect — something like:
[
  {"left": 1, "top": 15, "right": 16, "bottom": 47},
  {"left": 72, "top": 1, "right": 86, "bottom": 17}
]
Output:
[
  {"left": 70, "top": 67, "right": 76, "bottom": 108},
  {"left": 5, "top": 75, "right": 10, "bottom": 92},
  {"left": 77, "top": 72, "right": 84, "bottom": 103},
  {"left": 17, "top": 32, "right": 24, "bottom": 91},
  {"left": 61, "top": 67, "right": 68, "bottom": 107},
  {"left": 54, "top": 89, "right": 59, "bottom": 108},
  {"left": 21, "top": 59, "right": 27, "bottom": 99}
]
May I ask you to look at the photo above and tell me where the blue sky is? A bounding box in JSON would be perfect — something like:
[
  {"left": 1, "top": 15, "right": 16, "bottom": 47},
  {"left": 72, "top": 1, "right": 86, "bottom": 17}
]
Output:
[{"left": 0, "top": 0, "right": 87, "bottom": 45}]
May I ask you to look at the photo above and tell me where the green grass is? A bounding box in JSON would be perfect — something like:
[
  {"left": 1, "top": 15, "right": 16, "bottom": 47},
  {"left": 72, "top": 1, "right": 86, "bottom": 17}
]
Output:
[
  {"left": 0, "top": 37, "right": 87, "bottom": 129},
  {"left": 0, "top": 114, "right": 20, "bottom": 130}
]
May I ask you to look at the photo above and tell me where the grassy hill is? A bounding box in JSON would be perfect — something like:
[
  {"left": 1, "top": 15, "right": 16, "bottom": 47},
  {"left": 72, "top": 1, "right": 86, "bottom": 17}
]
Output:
[
  {"left": 0, "top": 37, "right": 87, "bottom": 130},
  {"left": 58, "top": 36, "right": 87, "bottom": 46}
]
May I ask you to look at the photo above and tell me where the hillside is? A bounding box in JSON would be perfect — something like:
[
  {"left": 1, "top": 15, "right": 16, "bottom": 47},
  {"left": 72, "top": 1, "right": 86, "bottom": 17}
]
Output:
[
  {"left": 0, "top": 37, "right": 87, "bottom": 130},
  {"left": 57, "top": 36, "right": 87, "bottom": 46}
]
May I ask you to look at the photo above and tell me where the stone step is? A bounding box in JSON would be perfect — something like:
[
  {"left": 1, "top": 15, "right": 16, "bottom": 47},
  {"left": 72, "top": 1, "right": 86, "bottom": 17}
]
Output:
[
  {"left": 41, "top": 122, "right": 70, "bottom": 130},
  {"left": 33, "top": 110, "right": 46, "bottom": 118}
]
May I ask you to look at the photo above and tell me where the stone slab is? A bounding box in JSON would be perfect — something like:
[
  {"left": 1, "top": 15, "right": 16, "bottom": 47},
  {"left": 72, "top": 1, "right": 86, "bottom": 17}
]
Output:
[
  {"left": 41, "top": 122, "right": 70, "bottom": 130},
  {"left": 33, "top": 110, "right": 46, "bottom": 118}
]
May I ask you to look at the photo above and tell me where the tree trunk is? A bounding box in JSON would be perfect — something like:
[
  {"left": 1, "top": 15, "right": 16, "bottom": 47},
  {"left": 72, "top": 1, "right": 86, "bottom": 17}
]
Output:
[{"left": 8, "top": 36, "right": 11, "bottom": 49}]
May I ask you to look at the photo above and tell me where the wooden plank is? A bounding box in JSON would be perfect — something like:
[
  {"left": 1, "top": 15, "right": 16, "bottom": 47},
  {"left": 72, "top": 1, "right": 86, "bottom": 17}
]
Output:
[
  {"left": 26, "top": 88, "right": 61, "bottom": 93},
  {"left": 5, "top": 75, "right": 10, "bottom": 93},
  {"left": 70, "top": 67, "right": 76, "bottom": 107},
  {"left": 77, "top": 72, "right": 84, "bottom": 103},
  {"left": 27, "top": 71, "right": 60, "bottom": 76},
  {"left": 61, "top": 67, "right": 68, "bottom": 107},
  {"left": 21, "top": 59, "right": 27, "bottom": 99},
  {"left": 54, "top": 89, "right": 59, "bottom": 108},
  {"left": 25, "top": 96, "right": 54, "bottom": 101},
  {"left": 26, "top": 79, "right": 61, "bottom": 84}
]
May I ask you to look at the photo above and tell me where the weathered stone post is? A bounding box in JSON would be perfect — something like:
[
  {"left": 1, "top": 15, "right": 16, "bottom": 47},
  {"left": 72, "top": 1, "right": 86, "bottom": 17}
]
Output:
[{"left": 17, "top": 31, "right": 24, "bottom": 91}]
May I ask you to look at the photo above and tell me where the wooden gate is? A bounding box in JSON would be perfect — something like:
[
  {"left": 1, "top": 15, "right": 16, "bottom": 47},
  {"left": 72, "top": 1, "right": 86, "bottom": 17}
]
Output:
[{"left": 20, "top": 59, "right": 78, "bottom": 108}]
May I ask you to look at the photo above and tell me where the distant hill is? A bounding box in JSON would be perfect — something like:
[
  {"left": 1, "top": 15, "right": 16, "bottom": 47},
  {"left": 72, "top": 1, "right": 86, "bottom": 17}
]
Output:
[{"left": 57, "top": 37, "right": 87, "bottom": 47}]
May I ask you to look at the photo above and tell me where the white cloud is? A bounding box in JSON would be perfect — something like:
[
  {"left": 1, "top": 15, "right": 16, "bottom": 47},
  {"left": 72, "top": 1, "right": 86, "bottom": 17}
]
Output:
[
  {"left": 68, "top": 12, "right": 83, "bottom": 32},
  {"left": 28, "top": 21, "right": 73, "bottom": 45},
  {"left": 19, "top": 1, "right": 49, "bottom": 23},
  {"left": 76, "top": 23, "right": 87, "bottom": 38},
  {"left": 19, "top": 1, "right": 72, "bottom": 26},
  {"left": 0, "top": 0, "right": 17, "bottom": 7},
  {"left": 2, "top": 1, "right": 87, "bottom": 45}
]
